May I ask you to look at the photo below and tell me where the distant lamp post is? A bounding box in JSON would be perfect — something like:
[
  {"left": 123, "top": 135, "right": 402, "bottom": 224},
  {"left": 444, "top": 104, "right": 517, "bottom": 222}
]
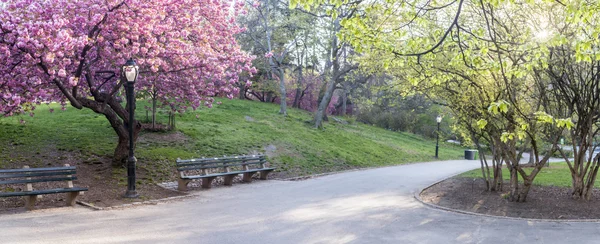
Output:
[
  {"left": 435, "top": 115, "right": 442, "bottom": 159},
  {"left": 123, "top": 58, "right": 139, "bottom": 198}
]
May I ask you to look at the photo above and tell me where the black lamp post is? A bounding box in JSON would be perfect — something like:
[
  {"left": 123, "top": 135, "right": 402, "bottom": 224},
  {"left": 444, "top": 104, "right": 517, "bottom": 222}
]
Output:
[
  {"left": 123, "top": 59, "right": 139, "bottom": 198},
  {"left": 435, "top": 115, "right": 442, "bottom": 159}
]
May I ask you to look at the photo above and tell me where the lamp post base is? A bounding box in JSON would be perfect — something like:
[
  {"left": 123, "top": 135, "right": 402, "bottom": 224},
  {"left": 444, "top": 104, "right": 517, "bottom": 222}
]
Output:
[
  {"left": 124, "top": 190, "right": 139, "bottom": 198},
  {"left": 124, "top": 156, "right": 139, "bottom": 198}
]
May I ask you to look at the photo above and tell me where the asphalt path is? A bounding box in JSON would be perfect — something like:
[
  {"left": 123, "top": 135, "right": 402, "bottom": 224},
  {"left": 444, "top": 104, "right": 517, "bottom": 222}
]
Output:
[{"left": 1, "top": 159, "right": 599, "bottom": 244}]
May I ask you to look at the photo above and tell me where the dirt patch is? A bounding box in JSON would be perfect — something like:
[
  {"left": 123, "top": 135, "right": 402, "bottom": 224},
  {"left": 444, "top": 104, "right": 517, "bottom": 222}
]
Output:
[
  {"left": 141, "top": 123, "right": 172, "bottom": 132},
  {"left": 137, "top": 130, "right": 190, "bottom": 144},
  {"left": 421, "top": 177, "right": 600, "bottom": 220}
]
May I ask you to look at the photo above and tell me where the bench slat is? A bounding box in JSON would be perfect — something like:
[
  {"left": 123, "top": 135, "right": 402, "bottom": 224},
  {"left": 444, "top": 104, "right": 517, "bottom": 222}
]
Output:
[
  {"left": 0, "top": 166, "right": 76, "bottom": 174},
  {"left": 181, "top": 171, "right": 241, "bottom": 179},
  {"left": 0, "top": 187, "right": 88, "bottom": 197},
  {"left": 177, "top": 160, "right": 267, "bottom": 171},
  {"left": 181, "top": 168, "right": 275, "bottom": 179},
  {"left": 0, "top": 176, "right": 77, "bottom": 185},
  {"left": 0, "top": 171, "right": 76, "bottom": 179},
  {"left": 176, "top": 155, "right": 264, "bottom": 164},
  {"left": 176, "top": 158, "right": 265, "bottom": 166}
]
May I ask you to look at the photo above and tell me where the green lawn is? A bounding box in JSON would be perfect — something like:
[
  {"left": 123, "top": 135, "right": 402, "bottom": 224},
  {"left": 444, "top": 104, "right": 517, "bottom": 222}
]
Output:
[
  {"left": 459, "top": 163, "right": 599, "bottom": 188},
  {"left": 0, "top": 98, "right": 466, "bottom": 180}
]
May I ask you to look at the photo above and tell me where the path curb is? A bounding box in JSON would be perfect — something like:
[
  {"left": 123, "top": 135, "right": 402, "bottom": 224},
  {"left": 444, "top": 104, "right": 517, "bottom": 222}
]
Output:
[
  {"left": 76, "top": 194, "right": 197, "bottom": 211},
  {"left": 414, "top": 172, "right": 600, "bottom": 223}
]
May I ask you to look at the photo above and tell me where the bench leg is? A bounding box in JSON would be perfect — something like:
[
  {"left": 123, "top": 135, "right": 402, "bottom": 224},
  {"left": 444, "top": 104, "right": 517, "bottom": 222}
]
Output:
[
  {"left": 67, "top": 192, "right": 80, "bottom": 207},
  {"left": 178, "top": 179, "right": 191, "bottom": 191},
  {"left": 25, "top": 195, "right": 37, "bottom": 211},
  {"left": 242, "top": 172, "right": 256, "bottom": 183},
  {"left": 224, "top": 175, "right": 236, "bottom": 186},
  {"left": 259, "top": 170, "right": 272, "bottom": 180},
  {"left": 201, "top": 177, "right": 216, "bottom": 189}
]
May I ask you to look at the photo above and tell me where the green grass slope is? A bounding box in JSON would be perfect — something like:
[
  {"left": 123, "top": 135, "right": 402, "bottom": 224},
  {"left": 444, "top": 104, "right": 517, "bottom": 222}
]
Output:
[{"left": 0, "top": 98, "right": 465, "bottom": 180}]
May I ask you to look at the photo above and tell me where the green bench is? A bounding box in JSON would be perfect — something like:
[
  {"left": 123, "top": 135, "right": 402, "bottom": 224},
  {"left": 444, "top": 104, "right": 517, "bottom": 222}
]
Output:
[
  {"left": 176, "top": 155, "right": 275, "bottom": 191},
  {"left": 0, "top": 164, "right": 88, "bottom": 210}
]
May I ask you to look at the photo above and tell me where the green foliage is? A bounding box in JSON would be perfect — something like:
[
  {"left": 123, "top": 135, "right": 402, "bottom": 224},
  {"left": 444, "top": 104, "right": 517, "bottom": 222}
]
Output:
[
  {"left": 355, "top": 95, "right": 452, "bottom": 138},
  {"left": 556, "top": 118, "right": 574, "bottom": 129},
  {"left": 476, "top": 119, "right": 487, "bottom": 129},
  {"left": 488, "top": 101, "right": 509, "bottom": 115}
]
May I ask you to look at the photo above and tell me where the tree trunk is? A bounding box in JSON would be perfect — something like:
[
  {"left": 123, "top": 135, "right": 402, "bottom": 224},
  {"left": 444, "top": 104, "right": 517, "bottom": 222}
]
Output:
[
  {"left": 238, "top": 82, "right": 246, "bottom": 100},
  {"left": 265, "top": 92, "right": 273, "bottom": 103},
  {"left": 517, "top": 180, "right": 532, "bottom": 202},
  {"left": 293, "top": 87, "right": 302, "bottom": 108},
  {"left": 508, "top": 166, "right": 519, "bottom": 202},
  {"left": 479, "top": 154, "right": 491, "bottom": 191},
  {"left": 314, "top": 80, "right": 336, "bottom": 128},
  {"left": 292, "top": 66, "right": 303, "bottom": 108},
  {"left": 314, "top": 20, "right": 340, "bottom": 128},
  {"left": 168, "top": 111, "right": 176, "bottom": 130},
  {"left": 112, "top": 123, "right": 142, "bottom": 166},
  {"left": 572, "top": 173, "right": 585, "bottom": 200},
  {"left": 493, "top": 158, "right": 503, "bottom": 191},
  {"left": 114, "top": 134, "right": 130, "bottom": 166},
  {"left": 584, "top": 160, "right": 600, "bottom": 200},
  {"left": 151, "top": 96, "right": 157, "bottom": 129},
  {"left": 277, "top": 68, "right": 287, "bottom": 115},
  {"left": 341, "top": 82, "right": 348, "bottom": 116},
  {"left": 108, "top": 103, "right": 142, "bottom": 166}
]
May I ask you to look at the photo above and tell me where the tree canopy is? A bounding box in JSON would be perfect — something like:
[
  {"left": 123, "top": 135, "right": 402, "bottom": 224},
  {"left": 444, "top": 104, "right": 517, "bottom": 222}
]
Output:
[{"left": 0, "top": 0, "right": 254, "bottom": 163}]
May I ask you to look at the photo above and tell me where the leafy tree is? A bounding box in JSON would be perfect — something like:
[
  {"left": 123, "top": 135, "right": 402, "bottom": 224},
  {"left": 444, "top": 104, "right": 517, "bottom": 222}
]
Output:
[
  {"left": 319, "top": 0, "right": 569, "bottom": 201},
  {"left": 543, "top": 46, "right": 600, "bottom": 200},
  {"left": 312, "top": 14, "right": 358, "bottom": 128},
  {"left": 240, "top": 0, "right": 311, "bottom": 115}
]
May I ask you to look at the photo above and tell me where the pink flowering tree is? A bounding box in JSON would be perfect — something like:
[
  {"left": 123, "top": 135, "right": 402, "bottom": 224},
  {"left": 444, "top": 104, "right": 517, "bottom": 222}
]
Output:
[{"left": 0, "top": 0, "right": 254, "bottom": 165}]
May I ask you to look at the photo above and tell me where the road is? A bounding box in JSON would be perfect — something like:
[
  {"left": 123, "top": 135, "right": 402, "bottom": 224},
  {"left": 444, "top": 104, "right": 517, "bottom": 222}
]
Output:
[{"left": 1, "top": 159, "right": 599, "bottom": 244}]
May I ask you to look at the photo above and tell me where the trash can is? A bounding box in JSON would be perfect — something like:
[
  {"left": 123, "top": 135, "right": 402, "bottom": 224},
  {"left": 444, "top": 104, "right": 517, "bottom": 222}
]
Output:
[{"left": 465, "top": 150, "right": 478, "bottom": 160}]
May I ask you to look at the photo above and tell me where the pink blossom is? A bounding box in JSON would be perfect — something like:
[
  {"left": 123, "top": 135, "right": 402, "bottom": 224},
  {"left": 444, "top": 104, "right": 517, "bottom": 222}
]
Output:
[
  {"left": 0, "top": 0, "right": 255, "bottom": 129},
  {"left": 44, "top": 53, "right": 55, "bottom": 63},
  {"left": 57, "top": 69, "right": 67, "bottom": 78},
  {"left": 68, "top": 77, "right": 78, "bottom": 86}
]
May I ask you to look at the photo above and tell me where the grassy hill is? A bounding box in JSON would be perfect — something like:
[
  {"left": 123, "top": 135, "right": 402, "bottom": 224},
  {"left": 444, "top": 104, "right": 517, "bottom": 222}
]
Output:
[{"left": 0, "top": 98, "right": 465, "bottom": 182}]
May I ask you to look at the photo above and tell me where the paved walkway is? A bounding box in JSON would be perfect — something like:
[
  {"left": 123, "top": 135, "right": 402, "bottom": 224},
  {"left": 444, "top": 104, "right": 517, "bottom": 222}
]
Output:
[{"left": 1, "top": 160, "right": 599, "bottom": 244}]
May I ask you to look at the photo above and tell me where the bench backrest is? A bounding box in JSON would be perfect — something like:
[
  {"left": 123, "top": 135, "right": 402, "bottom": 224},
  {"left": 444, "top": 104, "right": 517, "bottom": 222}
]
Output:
[
  {"left": 0, "top": 166, "right": 78, "bottom": 186},
  {"left": 176, "top": 155, "right": 267, "bottom": 173}
]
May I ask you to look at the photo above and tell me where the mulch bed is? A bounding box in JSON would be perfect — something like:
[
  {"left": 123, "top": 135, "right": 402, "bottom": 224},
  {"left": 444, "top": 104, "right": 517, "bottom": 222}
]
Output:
[{"left": 421, "top": 177, "right": 600, "bottom": 220}]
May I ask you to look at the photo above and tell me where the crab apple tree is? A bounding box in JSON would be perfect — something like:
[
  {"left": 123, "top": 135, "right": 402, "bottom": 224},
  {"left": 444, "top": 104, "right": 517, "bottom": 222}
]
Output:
[{"left": 0, "top": 0, "right": 255, "bottom": 165}]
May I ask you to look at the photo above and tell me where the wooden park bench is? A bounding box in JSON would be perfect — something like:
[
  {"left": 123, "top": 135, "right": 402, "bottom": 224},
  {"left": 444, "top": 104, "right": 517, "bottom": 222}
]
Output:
[
  {"left": 0, "top": 164, "right": 88, "bottom": 210},
  {"left": 176, "top": 155, "right": 275, "bottom": 191}
]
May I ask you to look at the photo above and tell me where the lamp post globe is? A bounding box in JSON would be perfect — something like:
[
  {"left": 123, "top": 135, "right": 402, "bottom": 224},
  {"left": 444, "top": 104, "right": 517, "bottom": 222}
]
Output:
[
  {"left": 435, "top": 115, "right": 442, "bottom": 159},
  {"left": 123, "top": 58, "right": 139, "bottom": 198},
  {"left": 123, "top": 59, "right": 139, "bottom": 83}
]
